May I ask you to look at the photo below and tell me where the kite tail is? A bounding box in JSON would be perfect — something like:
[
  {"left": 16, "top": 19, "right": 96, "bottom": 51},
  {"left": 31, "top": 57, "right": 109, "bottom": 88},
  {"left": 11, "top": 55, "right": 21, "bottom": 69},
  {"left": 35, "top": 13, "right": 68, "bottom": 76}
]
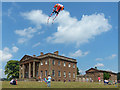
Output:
[
  {"left": 47, "top": 12, "right": 54, "bottom": 24},
  {"left": 52, "top": 14, "right": 58, "bottom": 24}
]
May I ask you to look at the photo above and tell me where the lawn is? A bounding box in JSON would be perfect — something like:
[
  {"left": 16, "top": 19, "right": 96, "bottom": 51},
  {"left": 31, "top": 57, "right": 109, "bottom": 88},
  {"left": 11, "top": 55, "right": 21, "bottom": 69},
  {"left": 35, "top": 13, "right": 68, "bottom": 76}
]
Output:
[{"left": 1, "top": 81, "right": 119, "bottom": 88}]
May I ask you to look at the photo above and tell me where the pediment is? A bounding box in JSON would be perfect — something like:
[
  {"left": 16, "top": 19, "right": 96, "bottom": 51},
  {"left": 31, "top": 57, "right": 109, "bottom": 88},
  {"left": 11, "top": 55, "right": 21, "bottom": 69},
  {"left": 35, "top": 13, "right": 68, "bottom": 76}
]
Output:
[{"left": 20, "top": 55, "right": 33, "bottom": 62}]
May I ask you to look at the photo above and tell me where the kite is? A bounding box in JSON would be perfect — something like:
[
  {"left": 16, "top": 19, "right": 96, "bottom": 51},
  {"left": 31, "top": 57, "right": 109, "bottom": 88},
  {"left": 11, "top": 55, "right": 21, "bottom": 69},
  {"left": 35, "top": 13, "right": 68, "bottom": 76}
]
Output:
[
  {"left": 43, "top": 78, "right": 48, "bottom": 84},
  {"left": 47, "top": 3, "right": 64, "bottom": 24}
]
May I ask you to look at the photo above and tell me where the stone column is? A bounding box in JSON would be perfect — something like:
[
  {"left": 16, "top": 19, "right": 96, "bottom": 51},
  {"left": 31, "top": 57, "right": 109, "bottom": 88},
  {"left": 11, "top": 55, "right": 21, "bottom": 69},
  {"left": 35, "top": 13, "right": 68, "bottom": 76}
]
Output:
[
  {"left": 29, "top": 62, "right": 31, "bottom": 78},
  {"left": 19, "top": 65, "right": 21, "bottom": 79},
  {"left": 22, "top": 64, "right": 25, "bottom": 79},
  {"left": 38, "top": 62, "right": 41, "bottom": 76},
  {"left": 33, "top": 61, "right": 35, "bottom": 77},
  {"left": 49, "top": 58, "right": 52, "bottom": 76}
]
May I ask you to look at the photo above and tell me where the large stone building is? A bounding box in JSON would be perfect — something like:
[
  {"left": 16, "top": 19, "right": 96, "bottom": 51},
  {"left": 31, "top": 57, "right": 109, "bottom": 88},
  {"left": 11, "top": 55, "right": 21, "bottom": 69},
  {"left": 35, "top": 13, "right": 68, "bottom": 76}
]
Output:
[
  {"left": 19, "top": 51, "right": 77, "bottom": 81},
  {"left": 76, "top": 68, "right": 117, "bottom": 82}
]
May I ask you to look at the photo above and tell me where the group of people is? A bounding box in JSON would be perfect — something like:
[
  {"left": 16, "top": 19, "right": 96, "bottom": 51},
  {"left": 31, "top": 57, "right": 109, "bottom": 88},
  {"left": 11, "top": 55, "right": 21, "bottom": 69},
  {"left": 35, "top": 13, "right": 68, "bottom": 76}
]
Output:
[
  {"left": 104, "top": 79, "right": 117, "bottom": 85},
  {"left": 10, "top": 79, "right": 17, "bottom": 85}
]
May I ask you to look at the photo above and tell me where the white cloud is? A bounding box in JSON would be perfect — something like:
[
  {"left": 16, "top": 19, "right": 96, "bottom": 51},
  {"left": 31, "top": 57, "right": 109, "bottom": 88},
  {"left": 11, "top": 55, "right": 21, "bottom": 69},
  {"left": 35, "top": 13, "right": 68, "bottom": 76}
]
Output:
[
  {"left": 21, "top": 10, "right": 49, "bottom": 27},
  {"left": 105, "top": 54, "right": 117, "bottom": 60},
  {"left": 0, "top": 69, "right": 3, "bottom": 78},
  {"left": 0, "top": 68, "right": 7, "bottom": 78},
  {"left": 15, "top": 27, "right": 37, "bottom": 38},
  {"left": 17, "top": 38, "right": 27, "bottom": 44},
  {"left": 15, "top": 27, "right": 37, "bottom": 44},
  {"left": 0, "top": 49, "right": 12, "bottom": 62},
  {"left": 0, "top": 46, "right": 19, "bottom": 62},
  {"left": 69, "top": 49, "right": 89, "bottom": 58},
  {"left": 47, "top": 11, "right": 112, "bottom": 46},
  {"left": 96, "top": 58, "right": 103, "bottom": 61},
  {"left": 32, "top": 42, "right": 41, "bottom": 48},
  {"left": 20, "top": 10, "right": 112, "bottom": 46},
  {"left": 96, "top": 54, "right": 117, "bottom": 61},
  {"left": 95, "top": 63, "right": 104, "bottom": 67},
  {"left": 12, "top": 46, "right": 19, "bottom": 53}
]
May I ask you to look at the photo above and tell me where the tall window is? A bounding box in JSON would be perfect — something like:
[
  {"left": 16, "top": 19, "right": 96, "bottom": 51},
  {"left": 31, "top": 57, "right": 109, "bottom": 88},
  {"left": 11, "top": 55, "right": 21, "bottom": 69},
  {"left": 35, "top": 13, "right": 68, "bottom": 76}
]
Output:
[
  {"left": 68, "top": 63, "right": 71, "bottom": 67},
  {"left": 69, "top": 72, "right": 71, "bottom": 77},
  {"left": 58, "top": 71, "right": 61, "bottom": 77},
  {"left": 52, "top": 70, "right": 55, "bottom": 76},
  {"left": 64, "top": 71, "right": 66, "bottom": 77},
  {"left": 64, "top": 62, "right": 66, "bottom": 66},
  {"left": 41, "top": 71, "right": 43, "bottom": 77},
  {"left": 45, "top": 70, "right": 47, "bottom": 76},
  {"left": 41, "top": 61, "right": 43, "bottom": 65},
  {"left": 73, "top": 72, "right": 75, "bottom": 78},
  {"left": 58, "top": 61, "right": 60, "bottom": 66},
  {"left": 52, "top": 60, "right": 55, "bottom": 65},
  {"left": 45, "top": 60, "right": 47, "bottom": 65},
  {"left": 73, "top": 64, "right": 75, "bottom": 68}
]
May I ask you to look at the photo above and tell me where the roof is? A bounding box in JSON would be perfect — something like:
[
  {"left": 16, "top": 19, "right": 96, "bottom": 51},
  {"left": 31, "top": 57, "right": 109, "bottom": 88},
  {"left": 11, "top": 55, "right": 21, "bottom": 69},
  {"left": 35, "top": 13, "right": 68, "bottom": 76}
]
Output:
[
  {"left": 86, "top": 68, "right": 117, "bottom": 75},
  {"left": 20, "top": 53, "right": 77, "bottom": 63}
]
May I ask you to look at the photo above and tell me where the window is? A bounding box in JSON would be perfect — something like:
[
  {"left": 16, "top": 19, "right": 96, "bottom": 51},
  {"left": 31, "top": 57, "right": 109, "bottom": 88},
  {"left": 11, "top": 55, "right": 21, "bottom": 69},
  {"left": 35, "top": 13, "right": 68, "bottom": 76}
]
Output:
[
  {"left": 68, "top": 63, "right": 71, "bottom": 67},
  {"left": 41, "top": 71, "right": 43, "bottom": 77},
  {"left": 58, "top": 61, "right": 60, "bottom": 66},
  {"left": 64, "top": 62, "right": 66, "bottom": 66},
  {"left": 52, "top": 70, "right": 55, "bottom": 76},
  {"left": 41, "top": 61, "right": 43, "bottom": 65},
  {"left": 52, "top": 60, "right": 55, "bottom": 65},
  {"left": 45, "top": 60, "right": 47, "bottom": 65},
  {"left": 73, "top": 72, "right": 75, "bottom": 78},
  {"left": 69, "top": 72, "right": 71, "bottom": 77},
  {"left": 73, "top": 64, "right": 75, "bottom": 68},
  {"left": 45, "top": 70, "right": 47, "bottom": 76},
  {"left": 58, "top": 71, "right": 61, "bottom": 77},
  {"left": 64, "top": 71, "right": 66, "bottom": 77}
]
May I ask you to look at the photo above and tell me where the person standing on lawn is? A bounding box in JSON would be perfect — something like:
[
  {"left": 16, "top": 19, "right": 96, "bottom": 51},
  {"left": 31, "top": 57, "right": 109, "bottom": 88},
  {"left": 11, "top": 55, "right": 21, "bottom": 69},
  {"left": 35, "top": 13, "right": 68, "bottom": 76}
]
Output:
[{"left": 47, "top": 75, "right": 51, "bottom": 87}]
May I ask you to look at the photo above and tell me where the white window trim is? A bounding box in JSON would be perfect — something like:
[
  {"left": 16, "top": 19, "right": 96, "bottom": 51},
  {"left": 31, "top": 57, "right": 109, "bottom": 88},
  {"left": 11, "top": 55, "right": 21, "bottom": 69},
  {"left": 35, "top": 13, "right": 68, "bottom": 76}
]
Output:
[
  {"left": 45, "top": 60, "right": 47, "bottom": 65},
  {"left": 58, "top": 71, "right": 61, "bottom": 77},
  {"left": 73, "top": 64, "right": 75, "bottom": 68},
  {"left": 68, "top": 63, "right": 71, "bottom": 67},
  {"left": 41, "top": 61, "right": 43, "bottom": 65},
  {"left": 64, "top": 62, "right": 66, "bottom": 67},
  {"left": 69, "top": 72, "right": 71, "bottom": 77},
  {"left": 52, "top": 60, "right": 55, "bottom": 65},
  {"left": 64, "top": 71, "right": 66, "bottom": 77}
]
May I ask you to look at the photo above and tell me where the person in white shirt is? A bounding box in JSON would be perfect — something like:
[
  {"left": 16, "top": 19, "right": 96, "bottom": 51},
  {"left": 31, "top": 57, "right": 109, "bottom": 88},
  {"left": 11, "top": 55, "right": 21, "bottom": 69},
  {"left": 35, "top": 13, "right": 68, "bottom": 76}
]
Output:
[{"left": 47, "top": 75, "right": 51, "bottom": 87}]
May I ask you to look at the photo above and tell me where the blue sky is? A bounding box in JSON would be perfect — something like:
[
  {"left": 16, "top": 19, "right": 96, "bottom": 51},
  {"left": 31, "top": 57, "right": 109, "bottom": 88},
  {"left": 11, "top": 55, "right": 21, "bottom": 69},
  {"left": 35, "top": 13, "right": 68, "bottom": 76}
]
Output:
[{"left": 0, "top": 2, "right": 118, "bottom": 77}]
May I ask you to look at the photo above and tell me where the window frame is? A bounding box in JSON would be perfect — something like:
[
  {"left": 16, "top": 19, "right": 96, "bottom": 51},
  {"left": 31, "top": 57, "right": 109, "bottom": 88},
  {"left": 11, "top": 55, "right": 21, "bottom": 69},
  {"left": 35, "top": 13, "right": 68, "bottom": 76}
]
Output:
[
  {"left": 64, "top": 62, "right": 66, "bottom": 67},
  {"left": 45, "top": 60, "right": 47, "bottom": 65},
  {"left": 64, "top": 71, "right": 66, "bottom": 77}
]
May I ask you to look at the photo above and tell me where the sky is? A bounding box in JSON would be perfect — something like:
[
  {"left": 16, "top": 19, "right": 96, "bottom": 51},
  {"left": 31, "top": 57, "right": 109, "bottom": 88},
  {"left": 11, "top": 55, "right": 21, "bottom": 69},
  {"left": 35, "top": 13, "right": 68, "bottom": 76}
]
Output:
[{"left": 0, "top": 2, "right": 118, "bottom": 78}]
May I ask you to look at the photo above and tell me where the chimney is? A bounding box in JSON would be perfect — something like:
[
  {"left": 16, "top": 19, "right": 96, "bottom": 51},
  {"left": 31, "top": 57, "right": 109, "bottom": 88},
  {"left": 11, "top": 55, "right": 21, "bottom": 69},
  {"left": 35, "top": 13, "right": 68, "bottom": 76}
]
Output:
[
  {"left": 33, "top": 55, "right": 36, "bottom": 57},
  {"left": 95, "top": 67, "right": 97, "bottom": 69},
  {"left": 54, "top": 51, "right": 59, "bottom": 55},
  {"left": 41, "top": 52, "right": 44, "bottom": 55}
]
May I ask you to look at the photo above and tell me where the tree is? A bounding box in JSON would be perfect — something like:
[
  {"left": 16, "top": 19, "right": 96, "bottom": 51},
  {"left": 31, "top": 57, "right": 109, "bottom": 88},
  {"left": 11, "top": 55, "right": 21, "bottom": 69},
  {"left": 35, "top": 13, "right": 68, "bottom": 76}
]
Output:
[
  {"left": 77, "top": 67, "right": 80, "bottom": 75},
  {"left": 4, "top": 60, "right": 19, "bottom": 80},
  {"left": 103, "top": 72, "right": 110, "bottom": 80},
  {"left": 117, "top": 72, "right": 120, "bottom": 80}
]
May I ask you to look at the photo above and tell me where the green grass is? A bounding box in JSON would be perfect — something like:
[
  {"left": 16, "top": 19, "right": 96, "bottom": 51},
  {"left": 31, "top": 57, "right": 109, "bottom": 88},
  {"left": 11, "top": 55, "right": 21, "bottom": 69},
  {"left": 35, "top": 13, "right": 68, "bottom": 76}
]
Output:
[{"left": 2, "top": 81, "right": 119, "bottom": 88}]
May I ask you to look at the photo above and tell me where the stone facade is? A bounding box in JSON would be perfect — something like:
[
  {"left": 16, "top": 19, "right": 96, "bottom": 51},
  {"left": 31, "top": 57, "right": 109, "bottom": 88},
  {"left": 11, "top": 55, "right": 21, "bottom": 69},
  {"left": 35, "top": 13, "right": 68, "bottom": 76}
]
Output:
[{"left": 19, "top": 51, "right": 77, "bottom": 81}]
